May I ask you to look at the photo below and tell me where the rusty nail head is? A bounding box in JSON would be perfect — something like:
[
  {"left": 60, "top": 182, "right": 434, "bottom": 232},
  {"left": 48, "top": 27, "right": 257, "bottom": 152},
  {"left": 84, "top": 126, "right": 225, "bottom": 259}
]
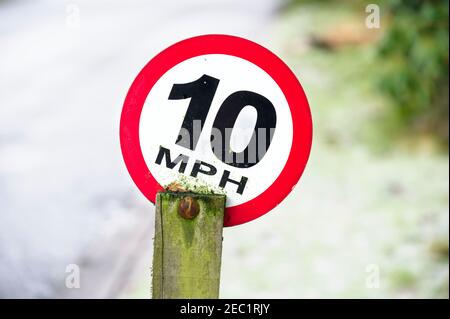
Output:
[{"left": 178, "top": 196, "right": 200, "bottom": 219}]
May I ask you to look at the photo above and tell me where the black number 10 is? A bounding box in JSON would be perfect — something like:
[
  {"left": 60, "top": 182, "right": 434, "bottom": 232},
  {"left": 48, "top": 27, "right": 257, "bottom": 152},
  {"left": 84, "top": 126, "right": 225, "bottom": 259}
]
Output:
[{"left": 168, "top": 74, "right": 277, "bottom": 168}]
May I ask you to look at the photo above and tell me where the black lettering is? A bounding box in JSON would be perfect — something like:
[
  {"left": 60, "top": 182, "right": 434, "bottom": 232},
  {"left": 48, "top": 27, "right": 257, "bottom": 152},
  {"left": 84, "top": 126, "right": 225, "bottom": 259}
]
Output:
[
  {"left": 191, "top": 160, "right": 217, "bottom": 178},
  {"left": 219, "top": 170, "right": 248, "bottom": 195},
  {"left": 155, "top": 146, "right": 189, "bottom": 173}
]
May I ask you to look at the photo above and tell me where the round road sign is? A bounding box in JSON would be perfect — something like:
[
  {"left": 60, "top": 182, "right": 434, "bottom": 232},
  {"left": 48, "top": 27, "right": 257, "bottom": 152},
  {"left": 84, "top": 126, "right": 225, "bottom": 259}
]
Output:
[{"left": 120, "top": 34, "right": 312, "bottom": 227}]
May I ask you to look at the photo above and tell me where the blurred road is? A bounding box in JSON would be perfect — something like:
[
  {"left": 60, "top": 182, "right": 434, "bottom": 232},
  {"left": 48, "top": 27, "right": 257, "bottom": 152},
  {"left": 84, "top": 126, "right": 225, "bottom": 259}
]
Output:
[{"left": 0, "top": 0, "right": 280, "bottom": 298}]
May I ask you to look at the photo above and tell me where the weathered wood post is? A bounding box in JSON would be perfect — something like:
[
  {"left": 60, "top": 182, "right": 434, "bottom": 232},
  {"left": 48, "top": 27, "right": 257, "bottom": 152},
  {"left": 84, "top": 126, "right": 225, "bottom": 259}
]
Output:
[{"left": 152, "top": 191, "right": 226, "bottom": 299}]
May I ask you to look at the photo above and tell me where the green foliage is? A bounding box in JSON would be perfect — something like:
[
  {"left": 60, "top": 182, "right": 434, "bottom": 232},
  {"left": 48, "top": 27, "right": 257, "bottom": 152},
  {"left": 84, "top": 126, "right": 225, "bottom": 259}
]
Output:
[{"left": 377, "top": 0, "right": 449, "bottom": 142}]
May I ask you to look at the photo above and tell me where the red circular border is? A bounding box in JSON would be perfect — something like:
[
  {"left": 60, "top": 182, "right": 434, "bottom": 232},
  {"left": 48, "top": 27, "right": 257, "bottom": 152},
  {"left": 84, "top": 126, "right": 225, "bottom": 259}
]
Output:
[{"left": 120, "top": 34, "right": 312, "bottom": 227}]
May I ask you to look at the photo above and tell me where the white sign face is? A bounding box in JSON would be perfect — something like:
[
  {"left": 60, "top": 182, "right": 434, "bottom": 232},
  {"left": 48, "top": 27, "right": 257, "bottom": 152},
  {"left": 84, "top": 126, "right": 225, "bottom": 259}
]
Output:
[
  {"left": 140, "top": 54, "right": 293, "bottom": 207},
  {"left": 120, "top": 35, "right": 312, "bottom": 226}
]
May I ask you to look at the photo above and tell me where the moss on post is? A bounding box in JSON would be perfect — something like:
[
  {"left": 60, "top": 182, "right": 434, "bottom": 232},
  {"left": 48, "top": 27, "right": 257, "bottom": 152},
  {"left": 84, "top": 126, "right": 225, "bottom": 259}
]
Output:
[{"left": 152, "top": 191, "right": 226, "bottom": 299}]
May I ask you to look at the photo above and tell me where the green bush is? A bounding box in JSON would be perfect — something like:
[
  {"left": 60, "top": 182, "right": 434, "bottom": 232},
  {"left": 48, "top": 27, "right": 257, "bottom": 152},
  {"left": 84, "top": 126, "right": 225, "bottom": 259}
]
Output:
[{"left": 378, "top": 0, "right": 449, "bottom": 143}]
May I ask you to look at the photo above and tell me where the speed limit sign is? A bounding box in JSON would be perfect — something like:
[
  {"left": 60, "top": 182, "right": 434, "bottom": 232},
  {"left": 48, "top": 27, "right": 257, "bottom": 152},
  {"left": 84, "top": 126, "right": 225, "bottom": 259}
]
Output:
[{"left": 120, "top": 35, "right": 312, "bottom": 227}]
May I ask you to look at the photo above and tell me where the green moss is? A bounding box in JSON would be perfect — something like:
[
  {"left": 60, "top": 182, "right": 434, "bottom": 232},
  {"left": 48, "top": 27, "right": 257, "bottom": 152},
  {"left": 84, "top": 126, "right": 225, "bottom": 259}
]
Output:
[
  {"left": 180, "top": 216, "right": 196, "bottom": 247},
  {"left": 165, "top": 175, "right": 226, "bottom": 195}
]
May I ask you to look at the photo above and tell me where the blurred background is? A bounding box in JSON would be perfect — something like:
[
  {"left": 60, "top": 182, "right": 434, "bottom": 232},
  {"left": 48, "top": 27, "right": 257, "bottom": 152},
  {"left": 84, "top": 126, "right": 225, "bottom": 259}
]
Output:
[{"left": 0, "top": 0, "right": 448, "bottom": 298}]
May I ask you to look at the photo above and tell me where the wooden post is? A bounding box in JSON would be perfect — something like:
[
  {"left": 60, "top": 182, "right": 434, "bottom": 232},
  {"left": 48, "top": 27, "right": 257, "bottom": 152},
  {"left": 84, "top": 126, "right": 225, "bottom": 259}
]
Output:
[{"left": 152, "top": 191, "right": 226, "bottom": 299}]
